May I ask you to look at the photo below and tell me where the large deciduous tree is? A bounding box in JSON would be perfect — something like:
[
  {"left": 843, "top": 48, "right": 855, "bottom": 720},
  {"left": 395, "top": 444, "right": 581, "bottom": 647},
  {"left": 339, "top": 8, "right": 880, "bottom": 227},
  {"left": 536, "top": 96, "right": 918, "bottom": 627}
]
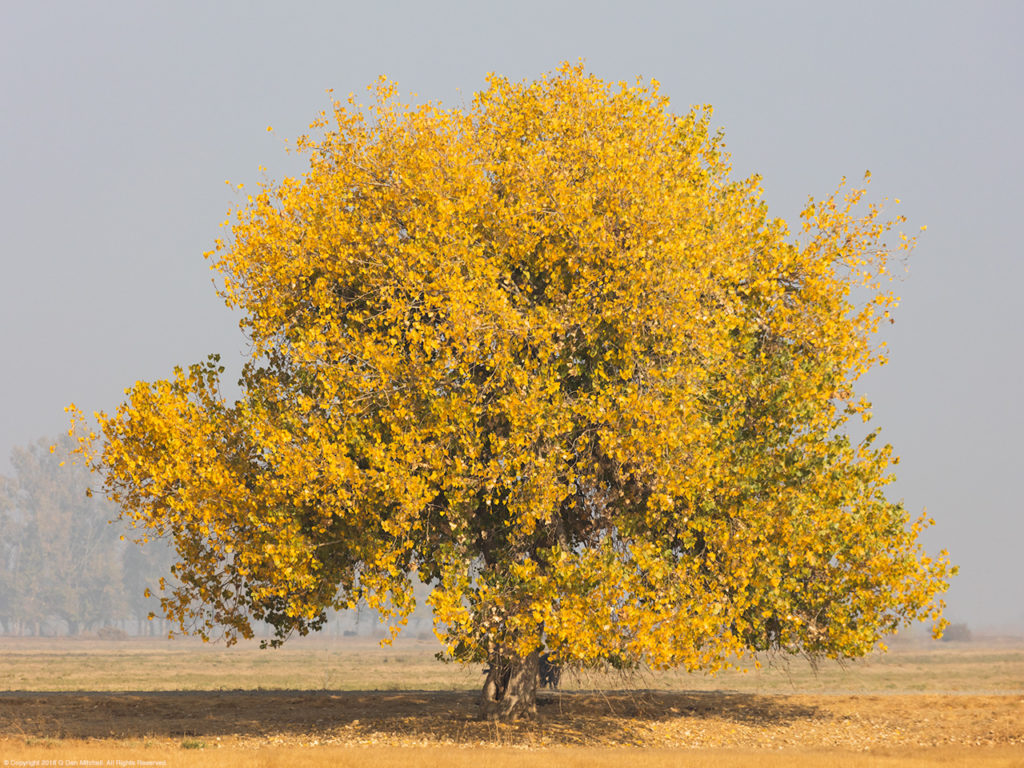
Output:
[{"left": 71, "top": 64, "right": 954, "bottom": 719}]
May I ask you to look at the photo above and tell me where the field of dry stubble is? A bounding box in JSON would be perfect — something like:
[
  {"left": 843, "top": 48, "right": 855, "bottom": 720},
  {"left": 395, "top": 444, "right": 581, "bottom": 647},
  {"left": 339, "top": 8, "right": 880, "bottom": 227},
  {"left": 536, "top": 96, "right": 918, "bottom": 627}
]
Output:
[{"left": 0, "top": 635, "right": 1021, "bottom": 766}]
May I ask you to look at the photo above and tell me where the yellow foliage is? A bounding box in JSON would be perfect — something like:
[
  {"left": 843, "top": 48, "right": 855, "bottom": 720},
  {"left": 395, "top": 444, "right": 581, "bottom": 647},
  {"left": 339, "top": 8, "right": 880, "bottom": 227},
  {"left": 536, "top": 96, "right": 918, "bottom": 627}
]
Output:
[{"left": 73, "top": 63, "right": 952, "bottom": 667}]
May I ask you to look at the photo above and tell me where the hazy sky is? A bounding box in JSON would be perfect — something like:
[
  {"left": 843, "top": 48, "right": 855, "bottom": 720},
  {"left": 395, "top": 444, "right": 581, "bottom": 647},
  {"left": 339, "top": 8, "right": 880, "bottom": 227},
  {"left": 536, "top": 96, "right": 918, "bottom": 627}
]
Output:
[{"left": 2, "top": 1, "right": 1021, "bottom": 631}]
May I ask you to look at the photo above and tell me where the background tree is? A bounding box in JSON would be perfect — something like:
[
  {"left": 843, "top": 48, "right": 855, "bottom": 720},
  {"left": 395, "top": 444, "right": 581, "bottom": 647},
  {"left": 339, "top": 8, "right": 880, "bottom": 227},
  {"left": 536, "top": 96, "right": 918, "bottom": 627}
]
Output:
[
  {"left": 0, "top": 491, "right": 16, "bottom": 634},
  {"left": 121, "top": 532, "right": 175, "bottom": 636},
  {"left": 0, "top": 436, "right": 126, "bottom": 635},
  {"left": 71, "top": 64, "right": 955, "bottom": 719}
]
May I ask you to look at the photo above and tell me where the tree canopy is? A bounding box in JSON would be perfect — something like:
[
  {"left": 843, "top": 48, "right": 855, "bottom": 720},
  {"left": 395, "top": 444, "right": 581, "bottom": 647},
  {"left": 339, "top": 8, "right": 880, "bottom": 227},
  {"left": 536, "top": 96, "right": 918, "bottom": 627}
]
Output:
[{"left": 70, "top": 64, "right": 954, "bottom": 719}]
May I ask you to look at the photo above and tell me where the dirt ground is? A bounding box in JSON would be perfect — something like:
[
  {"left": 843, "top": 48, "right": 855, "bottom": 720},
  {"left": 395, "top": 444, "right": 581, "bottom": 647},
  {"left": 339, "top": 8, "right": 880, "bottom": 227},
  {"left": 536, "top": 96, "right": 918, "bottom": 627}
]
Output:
[
  {"left": 1, "top": 638, "right": 1022, "bottom": 764},
  {"left": 0, "top": 689, "right": 1020, "bottom": 751}
]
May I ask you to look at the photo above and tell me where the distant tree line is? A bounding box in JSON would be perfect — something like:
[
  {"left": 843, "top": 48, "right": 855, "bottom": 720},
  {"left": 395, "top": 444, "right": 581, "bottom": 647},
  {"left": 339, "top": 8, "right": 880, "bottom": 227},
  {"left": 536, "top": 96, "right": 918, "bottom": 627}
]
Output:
[
  {"left": 0, "top": 435, "right": 435, "bottom": 639},
  {"left": 0, "top": 435, "right": 175, "bottom": 636}
]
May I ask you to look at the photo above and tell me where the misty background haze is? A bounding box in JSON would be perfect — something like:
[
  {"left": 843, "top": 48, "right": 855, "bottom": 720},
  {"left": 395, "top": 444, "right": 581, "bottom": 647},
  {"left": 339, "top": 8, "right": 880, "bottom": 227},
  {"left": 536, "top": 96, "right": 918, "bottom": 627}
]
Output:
[{"left": 1, "top": 1, "right": 1021, "bottom": 635}]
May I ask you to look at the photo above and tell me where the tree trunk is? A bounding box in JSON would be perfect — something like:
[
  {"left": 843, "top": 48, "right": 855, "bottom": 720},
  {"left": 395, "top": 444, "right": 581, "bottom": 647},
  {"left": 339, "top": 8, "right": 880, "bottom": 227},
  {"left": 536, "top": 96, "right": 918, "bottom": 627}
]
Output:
[{"left": 480, "top": 648, "right": 540, "bottom": 720}]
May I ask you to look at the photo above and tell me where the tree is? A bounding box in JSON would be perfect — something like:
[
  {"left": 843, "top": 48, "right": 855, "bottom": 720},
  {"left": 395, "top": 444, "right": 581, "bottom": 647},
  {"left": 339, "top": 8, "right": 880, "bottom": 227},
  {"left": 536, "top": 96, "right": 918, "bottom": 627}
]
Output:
[
  {"left": 70, "top": 63, "right": 954, "bottom": 719},
  {"left": 121, "top": 531, "right": 175, "bottom": 635},
  {"left": 0, "top": 489, "right": 15, "bottom": 634},
  {"left": 1, "top": 436, "right": 126, "bottom": 635}
]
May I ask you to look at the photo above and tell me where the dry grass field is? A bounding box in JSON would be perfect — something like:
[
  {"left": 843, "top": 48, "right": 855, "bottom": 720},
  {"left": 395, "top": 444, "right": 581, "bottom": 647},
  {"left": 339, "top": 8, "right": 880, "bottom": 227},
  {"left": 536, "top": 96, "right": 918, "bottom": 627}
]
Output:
[{"left": 0, "top": 634, "right": 1021, "bottom": 766}]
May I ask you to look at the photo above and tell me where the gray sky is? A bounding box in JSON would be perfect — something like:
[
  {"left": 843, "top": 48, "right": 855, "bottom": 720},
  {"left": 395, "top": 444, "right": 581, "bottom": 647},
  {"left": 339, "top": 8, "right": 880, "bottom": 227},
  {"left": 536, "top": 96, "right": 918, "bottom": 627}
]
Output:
[{"left": 2, "top": 1, "right": 1021, "bottom": 631}]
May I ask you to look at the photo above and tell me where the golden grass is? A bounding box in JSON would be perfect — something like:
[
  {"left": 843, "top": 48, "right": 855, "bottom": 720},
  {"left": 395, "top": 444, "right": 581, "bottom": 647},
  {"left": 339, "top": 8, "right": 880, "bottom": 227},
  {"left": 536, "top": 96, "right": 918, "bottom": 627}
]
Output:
[
  {"left": 2, "top": 688, "right": 1021, "bottom": 747},
  {"left": 1, "top": 635, "right": 1021, "bottom": 693},
  {"left": 0, "top": 637, "right": 1021, "bottom": 764},
  {"left": 0, "top": 741, "right": 1022, "bottom": 768}
]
